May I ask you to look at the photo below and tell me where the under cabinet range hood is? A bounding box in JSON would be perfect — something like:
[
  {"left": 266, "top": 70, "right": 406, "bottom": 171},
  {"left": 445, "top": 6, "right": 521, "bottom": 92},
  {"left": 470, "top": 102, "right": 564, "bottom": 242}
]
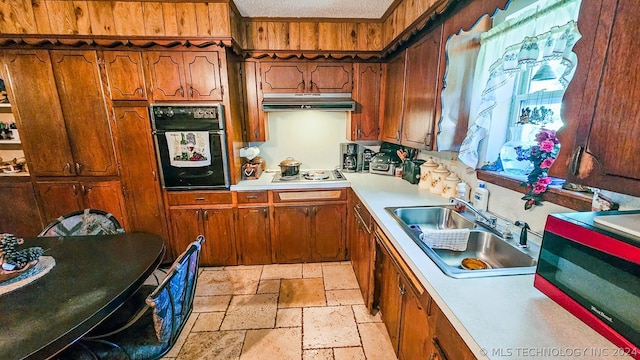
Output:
[{"left": 261, "top": 93, "right": 356, "bottom": 111}]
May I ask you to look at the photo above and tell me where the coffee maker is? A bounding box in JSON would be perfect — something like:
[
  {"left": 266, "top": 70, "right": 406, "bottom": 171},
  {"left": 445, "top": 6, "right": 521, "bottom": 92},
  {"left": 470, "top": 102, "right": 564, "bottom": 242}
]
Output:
[{"left": 340, "top": 143, "right": 364, "bottom": 172}]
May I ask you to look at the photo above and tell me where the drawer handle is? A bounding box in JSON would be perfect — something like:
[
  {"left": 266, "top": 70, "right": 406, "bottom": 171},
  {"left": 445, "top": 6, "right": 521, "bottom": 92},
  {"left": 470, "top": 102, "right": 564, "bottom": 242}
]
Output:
[
  {"left": 246, "top": 195, "right": 258, "bottom": 199},
  {"left": 195, "top": 197, "right": 206, "bottom": 201}
]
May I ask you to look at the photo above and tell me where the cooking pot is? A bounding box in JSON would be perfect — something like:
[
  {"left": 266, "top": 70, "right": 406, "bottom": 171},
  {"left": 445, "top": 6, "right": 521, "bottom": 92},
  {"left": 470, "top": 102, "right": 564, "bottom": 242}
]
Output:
[{"left": 279, "top": 157, "right": 301, "bottom": 176}]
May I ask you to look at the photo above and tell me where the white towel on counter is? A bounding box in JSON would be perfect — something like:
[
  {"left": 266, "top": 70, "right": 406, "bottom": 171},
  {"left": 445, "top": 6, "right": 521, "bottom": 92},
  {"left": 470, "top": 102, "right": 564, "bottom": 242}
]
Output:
[{"left": 420, "top": 228, "right": 470, "bottom": 251}]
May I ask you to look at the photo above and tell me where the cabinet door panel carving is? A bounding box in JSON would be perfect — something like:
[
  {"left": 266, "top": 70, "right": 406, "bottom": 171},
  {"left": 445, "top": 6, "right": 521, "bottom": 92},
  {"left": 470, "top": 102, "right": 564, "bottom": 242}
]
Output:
[
  {"left": 148, "top": 52, "right": 187, "bottom": 101},
  {"left": 184, "top": 52, "right": 223, "bottom": 101},
  {"left": 103, "top": 51, "right": 147, "bottom": 100}
]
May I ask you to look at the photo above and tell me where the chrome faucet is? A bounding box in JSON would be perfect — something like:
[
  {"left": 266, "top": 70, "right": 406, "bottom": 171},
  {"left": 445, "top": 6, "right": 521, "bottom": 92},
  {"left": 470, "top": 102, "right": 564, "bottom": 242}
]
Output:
[
  {"left": 514, "top": 221, "right": 530, "bottom": 248},
  {"left": 449, "top": 197, "right": 513, "bottom": 239}
]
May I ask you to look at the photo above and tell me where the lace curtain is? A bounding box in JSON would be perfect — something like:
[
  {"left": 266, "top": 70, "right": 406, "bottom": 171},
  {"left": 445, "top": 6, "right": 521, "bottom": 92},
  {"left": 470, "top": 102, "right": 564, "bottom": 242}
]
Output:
[{"left": 457, "top": 0, "right": 582, "bottom": 168}]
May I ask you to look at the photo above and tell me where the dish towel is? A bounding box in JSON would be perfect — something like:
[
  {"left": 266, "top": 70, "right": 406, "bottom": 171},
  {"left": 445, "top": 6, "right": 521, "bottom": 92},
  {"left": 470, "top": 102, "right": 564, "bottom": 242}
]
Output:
[{"left": 419, "top": 228, "right": 470, "bottom": 251}]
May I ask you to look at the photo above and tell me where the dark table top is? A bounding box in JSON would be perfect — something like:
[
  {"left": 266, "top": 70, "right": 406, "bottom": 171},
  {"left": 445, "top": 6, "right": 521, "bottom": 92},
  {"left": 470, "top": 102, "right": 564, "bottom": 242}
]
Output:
[{"left": 0, "top": 233, "right": 165, "bottom": 360}]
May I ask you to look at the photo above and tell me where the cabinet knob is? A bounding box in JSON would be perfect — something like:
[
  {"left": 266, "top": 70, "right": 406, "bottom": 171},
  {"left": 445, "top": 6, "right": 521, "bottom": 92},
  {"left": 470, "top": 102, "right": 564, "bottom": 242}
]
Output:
[
  {"left": 304, "top": 207, "right": 309, "bottom": 216},
  {"left": 398, "top": 283, "right": 406, "bottom": 295},
  {"left": 72, "top": 184, "right": 78, "bottom": 195},
  {"left": 64, "top": 162, "right": 72, "bottom": 174},
  {"left": 190, "top": 86, "right": 194, "bottom": 97},
  {"left": 204, "top": 210, "right": 209, "bottom": 221},
  {"left": 180, "top": 86, "right": 184, "bottom": 97},
  {"left": 75, "top": 163, "right": 82, "bottom": 174},
  {"left": 301, "top": 79, "right": 306, "bottom": 91},
  {"left": 432, "top": 337, "right": 449, "bottom": 360},
  {"left": 263, "top": 207, "right": 268, "bottom": 218},
  {"left": 81, "top": 185, "right": 87, "bottom": 195},
  {"left": 195, "top": 210, "right": 200, "bottom": 219}
]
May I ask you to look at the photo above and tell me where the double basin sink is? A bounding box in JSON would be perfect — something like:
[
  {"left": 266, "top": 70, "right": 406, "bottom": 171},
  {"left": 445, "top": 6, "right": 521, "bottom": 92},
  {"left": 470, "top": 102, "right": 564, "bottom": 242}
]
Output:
[{"left": 386, "top": 206, "right": 540, "bottom": 278}]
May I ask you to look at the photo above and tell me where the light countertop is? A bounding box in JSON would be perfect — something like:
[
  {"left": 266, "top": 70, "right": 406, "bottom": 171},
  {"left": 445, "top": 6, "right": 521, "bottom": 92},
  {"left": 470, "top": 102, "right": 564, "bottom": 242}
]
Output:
[{"left": 233, "top": 171, "right": 632, "bottom": 360}]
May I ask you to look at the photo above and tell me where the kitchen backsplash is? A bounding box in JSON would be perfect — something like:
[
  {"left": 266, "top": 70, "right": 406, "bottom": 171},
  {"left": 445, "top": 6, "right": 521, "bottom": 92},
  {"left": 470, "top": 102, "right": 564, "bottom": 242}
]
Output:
[{"left": 250, "top": 111, "right": 350, "bottom": 171}]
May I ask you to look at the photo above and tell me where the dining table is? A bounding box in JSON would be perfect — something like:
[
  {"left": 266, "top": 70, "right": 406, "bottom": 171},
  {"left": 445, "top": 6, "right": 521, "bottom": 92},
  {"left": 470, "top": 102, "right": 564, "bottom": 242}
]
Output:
[{"left": 0, "top": 233, "right": 165, "bottom": 360}]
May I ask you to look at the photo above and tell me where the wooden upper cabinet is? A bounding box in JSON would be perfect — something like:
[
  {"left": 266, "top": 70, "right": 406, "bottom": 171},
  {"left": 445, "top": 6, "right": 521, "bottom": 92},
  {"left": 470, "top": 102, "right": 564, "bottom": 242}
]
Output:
[
  {"left": 350, "top": 63, "right": 381, "bottom": 140},
  {"left": 260, "top": 61, "right": 353, "bottom": 93},
  {"left": 401, "top": 26, "right": 442, "bottom": 150},
  {"left": 243, "top": 61, "right": 267, "bottom": 142},
  {"left": 103, "top": 51, "right": 147, "bottom": 101},
  {"left": 147, "top": 51, "right": 223, "bottom": 102},
  {"left": 2, "top": 50, "right": 117, "bottom": 177},
  {"left": 260, "top": 62, "right": 306, "bottom": 92},
  {"left": 567, "top": 0, "right": 640, "bottom": 196},
  {"left": 380, "top": 52, "right": 406, "bottom": 144},
  {"left": 308, "top": 63, "right": 353, "bottom": 92},
  {"left": 50, "top": 50, "right": 118, "bottom": 177},
  {"left": 2, "top": 50, "right": 74, "bottom": 177}
]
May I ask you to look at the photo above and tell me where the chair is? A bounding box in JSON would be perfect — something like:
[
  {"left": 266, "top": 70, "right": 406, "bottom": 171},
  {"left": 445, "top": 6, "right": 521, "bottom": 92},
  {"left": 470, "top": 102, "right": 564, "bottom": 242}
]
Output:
[
  {"left": 39, "top": 209, "right": 125, "bottom": 237},
  {"left": 54, "top": 235, "right": 205, "bottom": 360}
]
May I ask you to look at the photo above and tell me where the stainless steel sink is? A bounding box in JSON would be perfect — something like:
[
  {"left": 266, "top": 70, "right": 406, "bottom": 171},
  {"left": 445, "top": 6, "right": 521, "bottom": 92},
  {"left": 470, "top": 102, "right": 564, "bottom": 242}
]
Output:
[
  {"left": 385, "top": 206, "right": 539, "bottom": 278},
  {"left": 389, "top": 206, "right": 476, "bottom": 230}
]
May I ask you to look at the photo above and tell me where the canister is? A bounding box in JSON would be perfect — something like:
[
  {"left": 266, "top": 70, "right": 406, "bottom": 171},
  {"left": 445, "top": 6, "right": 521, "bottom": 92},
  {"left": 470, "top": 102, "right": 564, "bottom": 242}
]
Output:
[
  {"left": 430, "top": 164, "right": 450, "bottom": 194},
  {"left": 418, "top": 158, "right": 438, "bottom": 189},
  {"left": 441, "top": 173, "right": 460, "bottom": 198}
]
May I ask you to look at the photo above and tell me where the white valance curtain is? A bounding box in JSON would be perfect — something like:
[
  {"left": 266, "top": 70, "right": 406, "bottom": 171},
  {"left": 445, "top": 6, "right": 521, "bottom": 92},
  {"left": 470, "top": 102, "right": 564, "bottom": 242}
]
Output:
[{"left": 457, "top": 0, "right": 582, "bottom": 168}]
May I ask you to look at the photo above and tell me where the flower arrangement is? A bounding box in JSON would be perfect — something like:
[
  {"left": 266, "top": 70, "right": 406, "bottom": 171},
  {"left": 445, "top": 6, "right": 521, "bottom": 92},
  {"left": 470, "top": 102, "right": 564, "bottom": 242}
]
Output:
[{"left": 515, "top": 128, "right": 561, "bottom": 209}]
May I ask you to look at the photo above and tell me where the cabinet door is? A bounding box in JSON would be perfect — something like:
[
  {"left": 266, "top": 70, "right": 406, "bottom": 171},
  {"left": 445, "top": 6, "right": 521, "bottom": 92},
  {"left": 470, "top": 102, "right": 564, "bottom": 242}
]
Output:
[
  {"left": 35, "top": 181, "right": 83, "bottom": 224},
  {"left": 202, "top": 207, "right": 237, "bottom": 266},
  {"left": 308, "top": 63, "right": 353, "bottom": 92},
  {"left": 103, "top": 51, "right": 147, "bottom": 100},
  {"left": 568, "top": 0, "right": 640, "bottom": 195},
  {"left": 183, "top": 52, "right": 223, "bottom": 101},
  {"left": 169, "top": 208, "right": 203, "bottom": 261},
  {"left": 401, "top": 27, "right": 442, "bottom": 150},
  {"left": 272, "top": 206, "right": 312, "bottom": 263},
  {"left": 243, "top": 61, "right": 267, "bottom": 142},
  {"left": 50, "top": 50, "right": 118, "bottom": 177},
  {"left": 311, "top": 204, "right": 347, "bottom": 262},
  {"left": 380, "top": 52, "right": 406, "bottom": 144},
  {"left": 398, "top": 280, "right": 433, "bottom": 360},
  {"left": 0, "top": 182, "right": 43, "bottom": 237},
  {"left": 354, "top": 210, "right": 374, "bottom": 309},
  {"left": 2, "top": 50, "right": 74, "bottom": 177},
  {"left": 236, "top": 206, "right": 272, "bottom": 265},
  {"left": 81, "top": 180, "right": 127, "bottom": 229},
  {"left": 113, "top": 107, "right": 167, "bottom": 239},
  {"left": 260, "top": 62, "right": 306, "bottom": 93},
  {"left": 377, "top": 239, "right": 402, "bottom": 353},
  {"left": 350, "top": 63, "right": 381, "bottom": 140},
  {"left": 147, "top": 52, "right": 188, "bottom": 101},
  {"left": 433, "top": 305, "right": 476, "bottom": 360}
]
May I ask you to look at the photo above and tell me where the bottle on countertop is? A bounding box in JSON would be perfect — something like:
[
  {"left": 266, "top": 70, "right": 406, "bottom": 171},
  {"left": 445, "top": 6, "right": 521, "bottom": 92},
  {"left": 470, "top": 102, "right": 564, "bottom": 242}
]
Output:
[
  {"left": 473, "top": 181, "right": 489, "bottom": 212},
  {"left": 457, "top": 182, "right": 468, "bottom": 201}
]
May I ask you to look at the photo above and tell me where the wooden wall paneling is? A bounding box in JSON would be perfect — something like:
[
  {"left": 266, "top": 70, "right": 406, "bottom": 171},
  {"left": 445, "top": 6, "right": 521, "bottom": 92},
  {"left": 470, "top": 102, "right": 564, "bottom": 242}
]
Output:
[
  {"left": 383, "top": 14, "right": 394, "bottom": 46},
  {"left": 87, "top": 1, "right": 116, "bottom": 35},
  {"left": 343, "top": 23, "right": 358, "bottom": 51},
  {"left": 195, "top": 3, "right": 211, "bottom": 36},
  {"left": 356, "top": 23, "right": 369, "bottom": 51},
  {"left": 72, "top": 1, "right": 92, "bottom": 35},
  {"left": 208, "top": 3, "right": 231, "bottom": 37},
  {"left": 299, "top": 22, "right": 319, "bottom": 50},
  {"left": 268, "top": 22, "right": 290, "bottom": 50},
  {"left": 229, "top": 5, "right": 244, "bottom": 45},
  {"left": 252, "top": 21, "right": 269, "bottom": 49},
  {"left": 143, "top": 2, "right": 165, "bottom": 36},
  {"left": 43, "top": 1, "right": 77, "bottom": 35},
  {"left": 318, "top": 22, "right": 341, "bottom": 51},
  {"left": 368, "top": 23, "right": 382, "bottom": 50},
  {"left": 162, "top": 3, "right": 179, "bottom": 36},
  {"left": 31, "top": 0, "right": 52, "bottom": 34},
  {"left": 404, "top": 0, "right": 419, "bottom": 23},
  {"left": 113, "top": 2, "right": 145, "bottom": 36},
  {"left": 2, "top": 0, "right": 37, "bottom": 34},
  {"left": 288, "top": 22, "right": 301, "bottom": 50},
  {"left": 175, "top": 3, "right": 198, "bottom": 37}
]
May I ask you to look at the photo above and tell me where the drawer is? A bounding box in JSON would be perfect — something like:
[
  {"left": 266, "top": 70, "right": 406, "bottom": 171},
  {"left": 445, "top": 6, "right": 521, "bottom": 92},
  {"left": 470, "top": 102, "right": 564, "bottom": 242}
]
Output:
[
  {"left": 167, "top": 191, "right": 233, "bottom": 206},
  {"left": 272, "top": 188, "right": 346, "bottom": 203},
  {"left": 237, "top": 191, "right": 268, "bottom": 204},
  {"left": 353, "top": 197, "right": 372, "bottom": 230}
]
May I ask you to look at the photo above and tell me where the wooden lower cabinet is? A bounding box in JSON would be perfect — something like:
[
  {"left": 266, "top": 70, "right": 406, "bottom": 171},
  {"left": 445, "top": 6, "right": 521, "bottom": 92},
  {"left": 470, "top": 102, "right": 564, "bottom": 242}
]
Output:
[
  {"left": 35, "top": 179, "right": 127, "bottom": 228},
  {"left": 0, "top": 181, "right": 43, "bottom": 237},
  {"left": 348, "top": 190, "right": 375, "bottom": 309},
  {"left": 236, "top": 206, "right": 271, "bottom": 265},
  {"left": 374, "top": 225, "right": 474, "bottom": 360},
  {"left": 169, "top": 207, "right": 236, "bottom": 266},
  {"left": 272, "top": 203, "right": 346, "bottom": 263}
]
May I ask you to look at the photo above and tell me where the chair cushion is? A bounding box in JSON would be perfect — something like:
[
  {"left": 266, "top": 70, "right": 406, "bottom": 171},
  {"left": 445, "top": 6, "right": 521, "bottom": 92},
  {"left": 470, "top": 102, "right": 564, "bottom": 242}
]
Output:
[{"left": 40, "top": 209, "right": 124, "bottom": 237}]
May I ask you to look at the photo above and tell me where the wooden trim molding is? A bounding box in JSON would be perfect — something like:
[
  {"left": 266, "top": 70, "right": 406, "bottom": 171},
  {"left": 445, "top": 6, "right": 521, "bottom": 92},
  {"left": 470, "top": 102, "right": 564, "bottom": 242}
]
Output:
[{"left": 477, "top": 170, "right": 593, "bottom": 211}]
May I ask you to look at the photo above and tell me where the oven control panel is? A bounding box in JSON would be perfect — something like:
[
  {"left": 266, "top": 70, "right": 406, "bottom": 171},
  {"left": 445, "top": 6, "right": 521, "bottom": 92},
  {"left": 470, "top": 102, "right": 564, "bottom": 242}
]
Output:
[{"left": 151, "top": 105, "right": 219, "bottom": 119}]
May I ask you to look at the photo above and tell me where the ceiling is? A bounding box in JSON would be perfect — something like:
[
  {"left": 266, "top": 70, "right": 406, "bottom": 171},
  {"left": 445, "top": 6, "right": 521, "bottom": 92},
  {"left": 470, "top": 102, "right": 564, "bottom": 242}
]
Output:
[{"left": 232, "top": 0, "right": 395, "bottom": 19}]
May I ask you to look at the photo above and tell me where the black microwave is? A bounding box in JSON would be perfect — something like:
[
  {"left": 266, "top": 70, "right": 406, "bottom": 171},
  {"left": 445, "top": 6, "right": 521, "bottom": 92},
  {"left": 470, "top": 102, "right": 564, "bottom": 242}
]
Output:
[{"left": 535, "top": 211, "right": 640, "bottom": 359}]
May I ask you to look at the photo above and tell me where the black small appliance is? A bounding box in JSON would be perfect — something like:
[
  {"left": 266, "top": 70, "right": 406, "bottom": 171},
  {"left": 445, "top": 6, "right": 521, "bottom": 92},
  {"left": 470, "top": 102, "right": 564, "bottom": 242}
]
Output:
[{"left": 340, "top": 143, "right": 364, "bottom": 172}]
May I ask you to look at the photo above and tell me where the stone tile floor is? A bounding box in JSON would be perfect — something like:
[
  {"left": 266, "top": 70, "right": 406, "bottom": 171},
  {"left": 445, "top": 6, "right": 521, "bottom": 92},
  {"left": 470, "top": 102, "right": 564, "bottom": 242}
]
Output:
[{"left": 161, "top": 262, "right": 397, "bottom": 360}]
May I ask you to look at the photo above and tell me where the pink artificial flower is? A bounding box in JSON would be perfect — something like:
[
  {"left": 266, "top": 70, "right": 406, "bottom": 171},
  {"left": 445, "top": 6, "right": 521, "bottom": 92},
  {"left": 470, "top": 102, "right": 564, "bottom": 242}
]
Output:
[
  {"left": 533, "top": 183, "right": 548, "bottom": 194},
  {"left": 539, "top": 140, "right": 555, "bottom": 152},
  {"left": 540, "top": 158, "right": 555, "bottom": 169},
  {"left": 537, "top": 177, "right": 553, "bottom": 186},
  {"left": 536, "top": 129, "right": 559, "bottom": 144}
]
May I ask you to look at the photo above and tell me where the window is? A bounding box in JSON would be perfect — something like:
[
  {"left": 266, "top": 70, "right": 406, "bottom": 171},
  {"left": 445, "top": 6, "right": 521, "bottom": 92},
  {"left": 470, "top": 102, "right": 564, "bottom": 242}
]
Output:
[{"left": 453, "top": 0, "right": 583, "bottom": 176}]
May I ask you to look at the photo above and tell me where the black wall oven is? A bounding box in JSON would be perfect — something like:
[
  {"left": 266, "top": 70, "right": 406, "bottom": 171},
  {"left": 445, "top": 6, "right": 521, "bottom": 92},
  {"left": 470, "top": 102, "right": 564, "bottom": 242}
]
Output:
[{"left": 151, "top": 104, "right": 230, "bottom": 190}]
